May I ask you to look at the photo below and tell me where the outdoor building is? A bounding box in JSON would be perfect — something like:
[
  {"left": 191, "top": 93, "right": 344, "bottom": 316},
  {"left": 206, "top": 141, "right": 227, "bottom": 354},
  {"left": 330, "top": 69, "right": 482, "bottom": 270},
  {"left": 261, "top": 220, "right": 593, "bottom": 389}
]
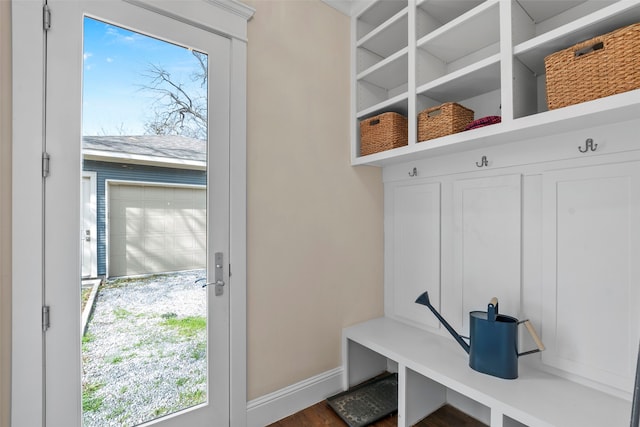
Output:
[{"left": 82, "top": 135, "right": 206, "bottom": 278}]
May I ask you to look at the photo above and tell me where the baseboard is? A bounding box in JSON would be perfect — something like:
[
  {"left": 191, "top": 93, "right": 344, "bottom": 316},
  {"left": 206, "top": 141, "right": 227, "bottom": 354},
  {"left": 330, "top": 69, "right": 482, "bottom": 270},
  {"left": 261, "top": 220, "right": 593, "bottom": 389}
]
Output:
[{"left": 246, "top": 367, "right": 344, "bottom": 427}]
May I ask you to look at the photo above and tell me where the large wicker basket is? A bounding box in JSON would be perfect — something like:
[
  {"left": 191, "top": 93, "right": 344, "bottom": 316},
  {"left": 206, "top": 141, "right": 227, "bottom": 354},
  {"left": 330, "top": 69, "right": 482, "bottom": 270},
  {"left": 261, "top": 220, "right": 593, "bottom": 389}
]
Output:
[
  {"left": 545, "top": 22, "right": 640, "bottom": 110},
  {"left": 418, "top": 102, "right": 474, "bottom": 142},
  {"left": 360, "top": 112, "right": 408, "bottom": 156}
]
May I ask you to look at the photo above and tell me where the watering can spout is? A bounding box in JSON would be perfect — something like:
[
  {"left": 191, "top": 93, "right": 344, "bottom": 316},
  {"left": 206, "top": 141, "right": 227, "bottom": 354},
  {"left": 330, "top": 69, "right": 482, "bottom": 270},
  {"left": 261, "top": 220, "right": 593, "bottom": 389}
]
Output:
[
  {"left": 415, "top": 291, "right": 430, "bottom": 307},
  {"left": 415, "top": 291, "right": 471, "bottom": 354}
]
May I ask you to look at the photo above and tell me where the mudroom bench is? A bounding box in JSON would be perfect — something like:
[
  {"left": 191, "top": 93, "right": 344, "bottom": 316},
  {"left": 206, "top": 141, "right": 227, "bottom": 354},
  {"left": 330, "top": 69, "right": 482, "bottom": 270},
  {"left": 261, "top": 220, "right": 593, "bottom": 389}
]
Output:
[{"left": 342, "top": 317, "right": 631, "bottom": 427}]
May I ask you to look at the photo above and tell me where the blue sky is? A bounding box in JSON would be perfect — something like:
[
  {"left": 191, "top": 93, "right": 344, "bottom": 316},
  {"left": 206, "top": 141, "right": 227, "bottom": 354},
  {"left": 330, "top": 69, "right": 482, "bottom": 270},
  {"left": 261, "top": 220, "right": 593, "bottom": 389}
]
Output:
[{"left": 82, "top": 17, "right": 205, "bottom": 136}]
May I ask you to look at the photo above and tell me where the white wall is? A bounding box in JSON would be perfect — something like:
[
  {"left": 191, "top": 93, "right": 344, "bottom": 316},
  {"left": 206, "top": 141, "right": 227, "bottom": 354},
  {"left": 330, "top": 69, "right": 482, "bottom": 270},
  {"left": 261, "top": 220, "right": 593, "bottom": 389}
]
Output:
[{"left": 245, "top": 0, "right": 384, "bottom": 400}]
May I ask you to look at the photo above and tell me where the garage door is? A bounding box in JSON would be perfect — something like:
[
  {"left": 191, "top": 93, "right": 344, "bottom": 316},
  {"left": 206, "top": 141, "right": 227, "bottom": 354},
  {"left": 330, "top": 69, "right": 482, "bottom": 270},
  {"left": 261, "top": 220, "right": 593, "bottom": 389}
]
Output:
[{"left": 108, "top": 182, "right": 206, "bottom": 277}]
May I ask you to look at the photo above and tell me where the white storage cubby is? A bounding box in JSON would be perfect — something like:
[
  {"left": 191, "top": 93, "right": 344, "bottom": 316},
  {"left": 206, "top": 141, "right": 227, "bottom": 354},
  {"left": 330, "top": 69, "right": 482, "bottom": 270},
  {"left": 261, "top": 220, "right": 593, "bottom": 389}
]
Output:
[
  {"left": 355, "top": 0, "right": 409, "bottom": 124},
  {"left": 416, "top": 0, "right": 502, "bottom": 125},
  {"left": 356, "top": 0, "right": 408, "bottom": 40},
  {"left": 350, "top": 0, "right": 640, "bottom": 165},
  {"left": 512, "top": 0, "right": 640, "bottom": 118},
  {"left": 416, "top": 0, "right": 485, "bottom": 40}
]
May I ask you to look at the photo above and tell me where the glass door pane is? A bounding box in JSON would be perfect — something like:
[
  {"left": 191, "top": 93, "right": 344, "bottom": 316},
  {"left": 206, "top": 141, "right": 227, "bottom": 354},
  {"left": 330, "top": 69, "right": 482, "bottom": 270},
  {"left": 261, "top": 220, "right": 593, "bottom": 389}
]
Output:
[{"left": 81, "top": 17, "right": 209, "bottom": 426}]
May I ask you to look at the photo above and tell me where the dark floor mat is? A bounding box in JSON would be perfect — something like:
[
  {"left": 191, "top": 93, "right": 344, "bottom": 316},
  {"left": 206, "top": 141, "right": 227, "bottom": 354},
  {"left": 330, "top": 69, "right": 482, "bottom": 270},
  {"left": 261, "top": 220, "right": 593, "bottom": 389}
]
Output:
[{"left": 326, "top": 373, "right": 398, "bottom": 427}]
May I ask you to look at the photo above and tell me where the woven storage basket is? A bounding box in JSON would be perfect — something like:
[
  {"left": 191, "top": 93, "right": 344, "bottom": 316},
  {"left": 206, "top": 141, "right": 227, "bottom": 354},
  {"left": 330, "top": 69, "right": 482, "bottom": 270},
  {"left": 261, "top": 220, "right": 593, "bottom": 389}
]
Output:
[
  {"left": 545, "top": 22, "right": 640, "bottom": 110},
  {"left": 418, "top": 102, "right": 474, "bottom": 142},
  {"left": 359, "top": 112, "right": 408, "bottom": 156}
]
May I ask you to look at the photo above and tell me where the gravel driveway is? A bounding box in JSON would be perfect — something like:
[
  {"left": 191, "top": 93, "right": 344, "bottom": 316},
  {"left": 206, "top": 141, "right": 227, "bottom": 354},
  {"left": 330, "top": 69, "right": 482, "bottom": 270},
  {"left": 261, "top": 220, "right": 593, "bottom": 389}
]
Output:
[{"left": 82, "top": 269, "right": 207, "bottom": 427}]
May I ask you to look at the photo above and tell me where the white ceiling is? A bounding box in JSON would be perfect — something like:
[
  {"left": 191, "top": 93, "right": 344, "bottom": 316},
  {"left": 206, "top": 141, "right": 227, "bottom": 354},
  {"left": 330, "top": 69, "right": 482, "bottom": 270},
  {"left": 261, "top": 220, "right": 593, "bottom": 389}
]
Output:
[
  {"left": 321, "top": 0, "right": 364, "bottom": 16},
  {"left": 323, "top": 0, "right": 592, "bottom": 22}
]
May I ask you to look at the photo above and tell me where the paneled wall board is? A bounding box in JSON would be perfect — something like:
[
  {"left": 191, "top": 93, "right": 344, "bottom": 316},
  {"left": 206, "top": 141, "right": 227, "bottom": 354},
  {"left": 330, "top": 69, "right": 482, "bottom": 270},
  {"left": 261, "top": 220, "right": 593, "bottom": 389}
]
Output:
[
  {"left": 386, "top": 181, "right": 441, "bottom": 329},
  {"left": 453, "top": 174, "right": 522, "bottom": 335},
  {"left": 542, "top": 162, "right": 640, "bottom": 392}
]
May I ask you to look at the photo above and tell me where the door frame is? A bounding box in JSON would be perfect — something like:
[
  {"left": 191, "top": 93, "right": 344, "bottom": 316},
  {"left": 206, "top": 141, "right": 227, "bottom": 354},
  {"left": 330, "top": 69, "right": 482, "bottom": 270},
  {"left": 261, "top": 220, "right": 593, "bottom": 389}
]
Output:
[{"left": 11, "top": 1, "right": 254, "bottom": 425}]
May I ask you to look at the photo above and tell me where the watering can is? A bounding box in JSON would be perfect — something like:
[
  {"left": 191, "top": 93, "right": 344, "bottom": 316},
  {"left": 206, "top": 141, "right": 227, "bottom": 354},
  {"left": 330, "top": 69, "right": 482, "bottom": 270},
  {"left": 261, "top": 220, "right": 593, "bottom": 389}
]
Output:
[{"left": 415, "top": 291, "right": 545, "bottom": 379}]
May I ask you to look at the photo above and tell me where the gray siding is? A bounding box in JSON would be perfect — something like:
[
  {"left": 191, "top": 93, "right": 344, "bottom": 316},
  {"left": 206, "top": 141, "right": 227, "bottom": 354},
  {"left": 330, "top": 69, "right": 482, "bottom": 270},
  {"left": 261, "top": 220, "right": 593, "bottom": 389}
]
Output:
[{"left": 83, "top": 160, "right": 206, "bottom": 276}]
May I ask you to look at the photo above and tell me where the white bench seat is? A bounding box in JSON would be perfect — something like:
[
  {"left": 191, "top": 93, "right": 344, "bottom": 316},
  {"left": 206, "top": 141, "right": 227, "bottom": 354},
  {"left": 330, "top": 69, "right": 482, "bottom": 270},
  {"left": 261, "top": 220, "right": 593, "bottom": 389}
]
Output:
[{"left": 343, "top": 317, "right": 631, "bottom": 427}]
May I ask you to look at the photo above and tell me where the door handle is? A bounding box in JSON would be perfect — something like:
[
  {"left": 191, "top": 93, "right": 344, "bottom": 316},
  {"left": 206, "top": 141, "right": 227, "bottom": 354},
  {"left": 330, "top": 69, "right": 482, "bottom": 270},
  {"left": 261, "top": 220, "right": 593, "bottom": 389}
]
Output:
[
  {"left": 194, "top": 252, "right": 225, "bottom": 296},
  {"left": 197, "top": 279, "right": 224, "bottom": 288},
  {"left": 196, "top": 277, "right": 224, "bottom": 296}
]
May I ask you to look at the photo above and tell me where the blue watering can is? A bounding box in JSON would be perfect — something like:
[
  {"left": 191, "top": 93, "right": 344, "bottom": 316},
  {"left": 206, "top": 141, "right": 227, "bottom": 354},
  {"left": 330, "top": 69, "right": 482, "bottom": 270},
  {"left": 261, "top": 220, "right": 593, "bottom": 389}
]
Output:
[{"left": 415, "top": 291, "right": 545, "bottom": 379}]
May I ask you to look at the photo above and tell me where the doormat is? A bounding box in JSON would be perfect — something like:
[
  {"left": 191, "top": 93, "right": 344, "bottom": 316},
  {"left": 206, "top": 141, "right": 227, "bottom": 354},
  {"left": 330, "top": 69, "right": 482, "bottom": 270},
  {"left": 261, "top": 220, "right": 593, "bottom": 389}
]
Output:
[{"left": 326, "top": 373, "right": 397, "bottom": 427}]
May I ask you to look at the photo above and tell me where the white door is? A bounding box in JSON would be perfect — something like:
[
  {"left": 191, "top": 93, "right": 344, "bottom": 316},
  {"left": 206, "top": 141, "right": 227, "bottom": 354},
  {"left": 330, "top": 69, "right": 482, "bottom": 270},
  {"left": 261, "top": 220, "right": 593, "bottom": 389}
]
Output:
[{"left": 44, "top": 1, "right": 231, "bottom": 426}]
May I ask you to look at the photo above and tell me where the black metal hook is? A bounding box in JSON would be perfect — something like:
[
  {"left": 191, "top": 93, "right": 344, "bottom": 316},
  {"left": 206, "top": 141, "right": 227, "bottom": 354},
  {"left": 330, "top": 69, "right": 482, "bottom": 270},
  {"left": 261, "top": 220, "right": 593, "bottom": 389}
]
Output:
[
  {"left": 476, "top": 156, "right": 489, "bottom": 168},
  {"left": 578, "top": 138, "right": 598, "bottom": 153},
  {"left": 408, "top": 167, "right": 418, "bottom": 177}
]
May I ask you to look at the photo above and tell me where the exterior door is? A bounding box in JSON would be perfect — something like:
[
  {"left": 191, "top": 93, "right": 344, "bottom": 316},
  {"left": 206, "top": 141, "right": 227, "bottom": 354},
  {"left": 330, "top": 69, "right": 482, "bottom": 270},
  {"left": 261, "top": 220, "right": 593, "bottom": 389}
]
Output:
[{"left": 44, "top": 1, "right": 231, "bottom": 426}]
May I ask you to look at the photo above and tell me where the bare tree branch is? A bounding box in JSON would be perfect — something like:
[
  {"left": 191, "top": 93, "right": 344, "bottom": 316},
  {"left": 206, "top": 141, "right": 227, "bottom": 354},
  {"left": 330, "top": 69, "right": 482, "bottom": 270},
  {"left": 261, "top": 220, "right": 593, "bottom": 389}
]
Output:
[{"left": 140, "top": 51, "right": 207, "bottom": 139}]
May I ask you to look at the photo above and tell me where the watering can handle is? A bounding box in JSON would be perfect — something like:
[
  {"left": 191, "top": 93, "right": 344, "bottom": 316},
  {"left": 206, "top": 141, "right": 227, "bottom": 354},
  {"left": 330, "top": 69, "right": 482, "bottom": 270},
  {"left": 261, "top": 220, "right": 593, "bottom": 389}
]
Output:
[
  {"left": 487, "top": 297, "right": 499, "bottom": 321},
  {"left": 523, "top": 320, "right": 545, "bottom": 352}
]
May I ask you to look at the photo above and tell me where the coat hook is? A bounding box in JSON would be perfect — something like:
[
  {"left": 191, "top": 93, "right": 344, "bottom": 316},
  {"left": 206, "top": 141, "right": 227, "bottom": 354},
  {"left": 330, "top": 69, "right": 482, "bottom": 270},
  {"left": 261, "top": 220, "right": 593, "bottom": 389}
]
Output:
[
  {"left": 476, "top": 156, "right": 489, "bottom": 168},
  {"left": 408, "top": 167, "right": 418, "bottom": 177},
  {"left": 578, "top": 138, "right": 598, "bottom": 153}
]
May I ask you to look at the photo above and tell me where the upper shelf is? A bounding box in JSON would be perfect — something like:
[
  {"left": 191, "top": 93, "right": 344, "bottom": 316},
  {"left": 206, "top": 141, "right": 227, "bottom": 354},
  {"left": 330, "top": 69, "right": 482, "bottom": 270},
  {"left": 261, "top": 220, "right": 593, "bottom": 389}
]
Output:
[
  {"left": 417, "top": 54, "right": 500, "bottom": 102},
  {"left": 358, "top": 48, "right": 409, "bottom": 93},
  {"left": 416, "top": 0, "right": 484, "bottom": 27},
  {"left": 417, "top": 1, "right": 499, "bottom": 65},
  {"left": 351, "top": 0, "right": 640, "bottom": 166},
  {"left": 358, "top": 8, "right": 408, "bottom": 59},
  {"left": 356, "top": 0, "right": 408, "bottom": 41},
  {"left": 353, "top": 90, "right": 640, "bottom": 166},
  {"left": 514, "top": 1, "right": 640, "bottom": 75}
]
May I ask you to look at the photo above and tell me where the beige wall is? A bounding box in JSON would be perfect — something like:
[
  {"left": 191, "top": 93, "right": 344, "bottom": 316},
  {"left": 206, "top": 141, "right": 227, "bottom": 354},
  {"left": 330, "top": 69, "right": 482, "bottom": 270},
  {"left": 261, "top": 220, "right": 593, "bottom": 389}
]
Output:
[
  {"left": 0, "top": 0, "right": 384, "bottom": 415},
  {"left": 245, "top": 0, "right": 383, "bottom": 400},
  {"left": 1, "top": 0, "right": 12, "bottom": 426}
]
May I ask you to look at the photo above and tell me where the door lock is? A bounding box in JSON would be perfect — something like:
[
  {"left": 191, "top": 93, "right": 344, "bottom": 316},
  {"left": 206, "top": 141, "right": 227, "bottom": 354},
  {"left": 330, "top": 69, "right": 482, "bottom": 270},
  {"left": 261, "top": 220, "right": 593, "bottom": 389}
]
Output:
[{"left": 214, "top": 252, "right": 225, "bottom": 296}]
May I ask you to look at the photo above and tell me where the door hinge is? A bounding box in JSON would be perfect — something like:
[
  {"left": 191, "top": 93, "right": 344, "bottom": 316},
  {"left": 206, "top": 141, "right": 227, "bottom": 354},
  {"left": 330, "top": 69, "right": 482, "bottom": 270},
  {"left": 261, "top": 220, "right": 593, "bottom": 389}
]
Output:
[
  {"left": 42, "top": 152, "right": 50, "bottom": 178},
  {"left": 43, "top": 4, "right": 51, "bottom": 31},
  {"left": 42, "top": 305, "right": 50, "bottom": 332}
]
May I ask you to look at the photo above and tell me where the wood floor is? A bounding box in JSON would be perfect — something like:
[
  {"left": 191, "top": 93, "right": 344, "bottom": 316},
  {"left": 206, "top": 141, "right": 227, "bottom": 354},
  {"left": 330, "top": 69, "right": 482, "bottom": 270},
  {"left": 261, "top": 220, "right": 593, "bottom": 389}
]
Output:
[{"left": 268, "top": 401, "right": 488, "bottom": 427}]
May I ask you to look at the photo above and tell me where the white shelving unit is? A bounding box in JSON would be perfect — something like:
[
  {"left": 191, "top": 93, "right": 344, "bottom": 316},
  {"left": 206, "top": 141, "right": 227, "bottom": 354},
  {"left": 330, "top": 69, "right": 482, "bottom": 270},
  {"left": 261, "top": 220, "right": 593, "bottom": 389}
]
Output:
[
  {"left": 350, "top": 0, "right": 640, "bottom": 166},
  {"left": 343, "top": 2, "right": 640, "bottom": 424}
]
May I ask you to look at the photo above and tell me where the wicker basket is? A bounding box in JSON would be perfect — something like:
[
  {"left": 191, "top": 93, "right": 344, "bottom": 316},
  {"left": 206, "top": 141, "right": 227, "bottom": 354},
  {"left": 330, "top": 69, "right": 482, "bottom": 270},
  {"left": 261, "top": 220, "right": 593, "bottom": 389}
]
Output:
[
  {"left": 545, "top": 22, "right": 640, "bottom": 110},
  {"left": 359, "top": 112, "right": 408, "bottom": 156},
  {"left": 418, "top": 103, "right": 474, "bottom": 142}
]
